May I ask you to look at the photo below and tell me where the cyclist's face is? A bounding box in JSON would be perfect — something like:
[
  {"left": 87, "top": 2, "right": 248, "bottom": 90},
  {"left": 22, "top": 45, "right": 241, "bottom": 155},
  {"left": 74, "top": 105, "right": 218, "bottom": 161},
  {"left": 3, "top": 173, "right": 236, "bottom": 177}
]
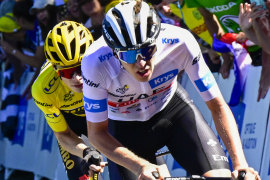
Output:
[
  {"left": 61, "top": 71, "right": 83, "bottom": 93},
  {"left": 120, "top": 55, "right": 155, "bottom": 82}
]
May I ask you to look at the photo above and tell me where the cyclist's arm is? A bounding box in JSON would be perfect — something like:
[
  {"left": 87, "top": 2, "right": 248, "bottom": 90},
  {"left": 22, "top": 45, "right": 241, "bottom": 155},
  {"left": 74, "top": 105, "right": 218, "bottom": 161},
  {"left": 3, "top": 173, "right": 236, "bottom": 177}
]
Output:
[
  {"left": 87, "top": 120, "right": 169, "bottom": 179},
  {"left": 206, "top": 97, "right": 248, "bottom": 170},
  {"left": 87, "top": 120, "right": 149, "bottom": 174},
  {"left": 54, "top": 126, "right": 89, "bottom": 158},
  {"left": 206, "top": 97, "right": 260, "bottom": 179}
]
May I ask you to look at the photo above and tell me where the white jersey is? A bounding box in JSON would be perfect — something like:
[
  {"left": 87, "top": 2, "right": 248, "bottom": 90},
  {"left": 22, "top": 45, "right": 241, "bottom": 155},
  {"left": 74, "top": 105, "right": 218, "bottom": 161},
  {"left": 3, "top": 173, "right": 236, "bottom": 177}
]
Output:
[{"left": 82, "top": 23, "right": 221, "bottom": 123}]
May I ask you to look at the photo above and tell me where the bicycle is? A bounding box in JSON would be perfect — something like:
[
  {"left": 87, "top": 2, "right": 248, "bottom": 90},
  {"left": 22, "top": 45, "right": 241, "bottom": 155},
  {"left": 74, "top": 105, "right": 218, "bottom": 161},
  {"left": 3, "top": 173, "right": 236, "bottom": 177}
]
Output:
[
  {"left": 153, "top": 148, "right": 246, "bottom": 180},
  {"left": 152, "top": 171, "right": 246, "bottom": 180}
]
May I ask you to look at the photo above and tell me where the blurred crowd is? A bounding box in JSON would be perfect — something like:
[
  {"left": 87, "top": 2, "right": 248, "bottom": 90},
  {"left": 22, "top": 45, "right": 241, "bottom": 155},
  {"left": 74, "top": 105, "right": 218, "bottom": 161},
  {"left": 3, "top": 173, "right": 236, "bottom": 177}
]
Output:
[{"left": 0, "top": 0, "right": 269, "bottom": 173}]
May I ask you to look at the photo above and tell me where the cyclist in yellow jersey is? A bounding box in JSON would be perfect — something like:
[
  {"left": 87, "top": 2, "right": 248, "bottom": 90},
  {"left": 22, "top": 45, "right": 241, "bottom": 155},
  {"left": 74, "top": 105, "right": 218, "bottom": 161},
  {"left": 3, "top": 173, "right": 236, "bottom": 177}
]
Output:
[{"left": 31, "top": 21, "right": 106, "bottom": 180}]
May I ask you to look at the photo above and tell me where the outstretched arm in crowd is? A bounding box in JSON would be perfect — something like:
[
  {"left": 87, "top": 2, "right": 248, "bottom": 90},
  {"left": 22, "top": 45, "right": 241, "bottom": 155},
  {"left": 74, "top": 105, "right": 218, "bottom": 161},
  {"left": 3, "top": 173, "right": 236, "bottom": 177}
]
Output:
[
  {"left": 239, "top": 2, "right": 270, "bottom": 101},
  {"left": 1, "top": 40, "right": 45, "bottom": 68},
  {"left": 239, "top": 2, "right": 270, "bottom": 51},
  {"left": 198, "top": 8, "right": 233, "bottom": 79}
]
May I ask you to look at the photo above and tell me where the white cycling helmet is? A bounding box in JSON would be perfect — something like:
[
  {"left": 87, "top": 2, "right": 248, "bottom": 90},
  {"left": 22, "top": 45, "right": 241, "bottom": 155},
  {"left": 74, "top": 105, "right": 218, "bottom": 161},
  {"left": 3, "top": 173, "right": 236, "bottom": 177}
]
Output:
[{"left": 102, "top": 0, "right": 161, "bottom": 51}]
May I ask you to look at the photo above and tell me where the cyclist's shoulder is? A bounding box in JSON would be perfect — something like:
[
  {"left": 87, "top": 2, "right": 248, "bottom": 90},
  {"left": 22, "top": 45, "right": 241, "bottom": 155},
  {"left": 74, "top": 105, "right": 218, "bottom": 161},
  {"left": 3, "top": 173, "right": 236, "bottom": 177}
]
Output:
[
  {"left": 159, "top": 23, "right": 194, "bottom": 41},
  {"left": 82, "top": 36, "right": 119, "bottom": 76},
  {"left": 32, "top": 61, "right": 62, "bottom": 98}
]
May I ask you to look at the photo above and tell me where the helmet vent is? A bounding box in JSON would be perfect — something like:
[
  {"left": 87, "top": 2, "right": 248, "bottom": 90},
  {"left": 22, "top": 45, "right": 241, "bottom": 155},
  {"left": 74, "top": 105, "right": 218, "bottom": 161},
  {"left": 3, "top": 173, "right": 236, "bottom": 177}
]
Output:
[
  {"left": 51, "top": 52, "right": 60, "bottom": 61},
  {"left": 68, "top": 25, "right": 73, "bottom": 33},
  {"left": 135, "top": 24, "right": 142, "bottom": 44},
  {"left": 134, "top": 0, "right": 142, "bottom": 14},
  {"left": 48, "top": 38, "right": 53, "bottom": 46},
  {"left": 57, "top": 28, "right": 62, "bottom": 35},
  {"left": 58, "top": 42, "right": 69, "bottom": 60},
  {"left": 70, "top": 38, "right": 75, "bottom": 59},
  {"left": 79, "top": 30, "right": 85, "bottom": 39},
  {"left": 147, "top": 17, "right": 153, "bottom": 37},
  {"left": 80, "top": 43, "right": 86, "bottom": 55}
]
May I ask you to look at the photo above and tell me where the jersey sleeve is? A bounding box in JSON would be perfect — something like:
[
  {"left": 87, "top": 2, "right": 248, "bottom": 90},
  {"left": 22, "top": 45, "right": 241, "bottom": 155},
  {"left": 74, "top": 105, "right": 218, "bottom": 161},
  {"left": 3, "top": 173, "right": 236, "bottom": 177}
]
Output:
[
  {"left": 81, "top": 49, "right": 109, "bottom": 123},
  {"left": 31, "top": 79, "right": 68, "bottom": 132},
  {"left": 180, "top": 28, "right": 222, "bottom": 101}
]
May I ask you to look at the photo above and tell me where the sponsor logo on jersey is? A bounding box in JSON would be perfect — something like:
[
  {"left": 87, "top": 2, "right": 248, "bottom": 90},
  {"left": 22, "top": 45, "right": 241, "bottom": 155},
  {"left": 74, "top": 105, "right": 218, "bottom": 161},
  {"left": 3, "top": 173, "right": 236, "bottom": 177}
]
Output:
[
  {"left": 212, "top": 155, "right": 229, "bottom": 162},
  {"left": 149, "top": 69, "right": 178, "bottom": 88},
  {"left": 60, "top": 99, "right": 83, "bottom": 108},
  {"left": 162, "top": 38, "right": 179, "bottom": 44},
  {"left": 116, "top": 85, "right": 129, "bottom": 94},
  {"left": 59, "top": 144, "right": 75, "bottom": 170},
  {"left": 83, "top": 96, "right": 107, "bottom": 112},
  {"left": 33, "top": 98, "right": 52, "bottom": 107},
  {"left": 64, "top": 91, "right": 74, "bottom": 102},
  {"left": 206, "top": 2, "right": 237, "bottom": 13},
  {"left": 194, "top": 72, "right": 216, "bottom": 92},
  {"left": 98, "top": 52, "right": 113, "bottom": 62},
  {"left": 108, "top": 83, "right": 173, "bottom": 107},
  {"left": 82, "top": 75, "right": 100, "bottom": 88},
  {"left": 43, "top": 74, "right": 60, "bottom": 94},
  {"left": 207, "top": 139, "right": 217, "bottom": 147},
  {"left": 45, "top": 113, "right": 60, "bottom": 119},
  {"left": 192, "top": 54, "right": 201, "bottom": 65},
  {"left": 62, "top": 106, "right": 85, "bottom": 115}
]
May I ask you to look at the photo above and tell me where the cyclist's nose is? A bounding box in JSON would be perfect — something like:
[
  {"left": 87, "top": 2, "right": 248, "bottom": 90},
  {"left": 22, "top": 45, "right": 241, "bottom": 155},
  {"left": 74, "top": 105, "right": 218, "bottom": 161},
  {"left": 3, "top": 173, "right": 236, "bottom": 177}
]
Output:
[
  {"left": 136, "top": 55, "right": 146, "bottom": 67},
  {"left": 72, "top": 72, "right": 82, "bottom": 80}
]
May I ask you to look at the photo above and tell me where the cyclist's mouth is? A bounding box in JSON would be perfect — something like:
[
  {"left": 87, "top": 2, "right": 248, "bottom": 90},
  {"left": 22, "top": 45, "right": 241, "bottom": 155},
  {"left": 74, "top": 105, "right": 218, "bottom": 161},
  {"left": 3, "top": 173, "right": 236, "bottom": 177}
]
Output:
[
  {"left": 74, "top": 84, "right": 83, "bottom": 88},
  {"left": 137, "top": 69, "right": 150, "bottom": 77}
]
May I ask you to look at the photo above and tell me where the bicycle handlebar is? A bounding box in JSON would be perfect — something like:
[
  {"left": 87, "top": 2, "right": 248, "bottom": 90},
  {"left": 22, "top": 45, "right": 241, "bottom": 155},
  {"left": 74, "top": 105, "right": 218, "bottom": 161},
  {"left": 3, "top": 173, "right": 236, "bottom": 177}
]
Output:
[{"left": 152, "top": 170, "right": 246, "bottom": 180}]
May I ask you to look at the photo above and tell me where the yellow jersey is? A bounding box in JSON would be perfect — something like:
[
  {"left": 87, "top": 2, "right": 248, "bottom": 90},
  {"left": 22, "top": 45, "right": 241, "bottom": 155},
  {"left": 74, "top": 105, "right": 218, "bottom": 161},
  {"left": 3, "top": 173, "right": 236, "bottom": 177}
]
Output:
[{"left": 32, "top": 62, "right": 84, "bottom": 132}]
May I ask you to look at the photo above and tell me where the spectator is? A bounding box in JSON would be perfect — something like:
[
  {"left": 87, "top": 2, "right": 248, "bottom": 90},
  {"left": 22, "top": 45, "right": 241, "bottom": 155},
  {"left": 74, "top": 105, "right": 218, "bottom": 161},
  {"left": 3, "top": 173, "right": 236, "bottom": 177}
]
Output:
[
  {"left": 0, "top": 0, "right": 15, "bottom": 17},
  {"left": 185, "top": 0, "right": 263, "bottom": 79},
  {"left": 11, "top": 0, "right": 46, "bottom": 99},
  {"left": 30, "top": 0, "right": 58, "bottom": 40},
  {"left": 0, "top": 13, "right": 24, "bottom": 140},
  {"left": 239, "top": 1, "right": 270, "bottom": 101},
  {"left": 61, "top": 0, "right": 86, "bottom": 22},
  {"left": 79, "top": 0, "right": 104, "bottom": 29}
]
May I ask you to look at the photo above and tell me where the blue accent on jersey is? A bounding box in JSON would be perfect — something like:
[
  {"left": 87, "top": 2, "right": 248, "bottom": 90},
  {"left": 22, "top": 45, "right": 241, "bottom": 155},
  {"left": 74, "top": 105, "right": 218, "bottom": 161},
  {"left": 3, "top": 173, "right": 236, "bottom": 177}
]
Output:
[
  {"left": 149, "top": 69, "right": 178, "bottom": 88},
  {"left": 83, "top": 96, "right": 107, "bottom": 113},
  {"left": 194, "top": 72, "right": 215, "bottom": 92}
]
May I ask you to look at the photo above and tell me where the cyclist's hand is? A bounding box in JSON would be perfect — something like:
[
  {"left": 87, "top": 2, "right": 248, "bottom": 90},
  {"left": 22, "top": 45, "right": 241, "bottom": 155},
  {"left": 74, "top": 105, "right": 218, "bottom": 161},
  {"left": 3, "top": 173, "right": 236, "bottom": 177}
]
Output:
[
  {"left": 232, "top": 167, "right": 261, "bottom": 180},
  {"left": 138, "top": 163, "right": 170, "bottom": 180},
  {"left": 88, "top": 162, "right": 108, "bottom": 177},
  {"left": 80, "top": 147, "right": 103, "bottom": 176}
]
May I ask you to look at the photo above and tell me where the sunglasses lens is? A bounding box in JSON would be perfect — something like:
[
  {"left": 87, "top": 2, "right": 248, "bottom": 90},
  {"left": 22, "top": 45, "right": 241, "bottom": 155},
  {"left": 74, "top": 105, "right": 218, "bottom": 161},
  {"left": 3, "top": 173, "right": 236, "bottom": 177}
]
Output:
[
  {"left": 141, "top": 45, "right": 157, "bottom": 61},
  {"left": 118, "top": 50, "right": 137, "bottom": 64},
  {"left": 117, "top": 45, "right": 157, "bottom": 64},
  {"left": 58, "top": 66, "right": 81, "bottom": 79}
]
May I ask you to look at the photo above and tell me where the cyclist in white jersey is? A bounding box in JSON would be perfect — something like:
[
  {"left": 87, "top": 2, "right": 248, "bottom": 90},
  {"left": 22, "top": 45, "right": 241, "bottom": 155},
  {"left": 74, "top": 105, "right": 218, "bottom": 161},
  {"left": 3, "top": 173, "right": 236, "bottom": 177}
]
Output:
[{"left": 81, "top": 1, "right": 260, "bottom": 179}]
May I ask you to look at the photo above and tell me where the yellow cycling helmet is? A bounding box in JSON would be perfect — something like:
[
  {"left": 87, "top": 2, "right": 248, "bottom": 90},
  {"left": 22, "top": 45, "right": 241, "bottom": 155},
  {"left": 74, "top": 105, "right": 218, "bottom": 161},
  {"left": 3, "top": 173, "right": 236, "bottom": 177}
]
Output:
[{"left": 44, "top": 20, "right": 94, "bottom": 69}]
